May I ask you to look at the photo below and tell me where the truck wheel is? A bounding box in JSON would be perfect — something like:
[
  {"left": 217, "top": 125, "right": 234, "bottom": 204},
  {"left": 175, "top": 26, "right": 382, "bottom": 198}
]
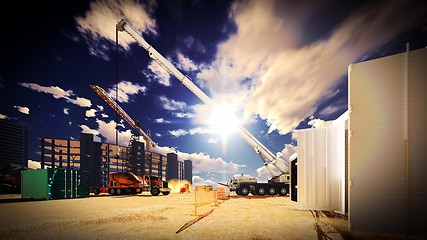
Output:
[
  {"left": 240, "top": 187, "right": 249, "bottom": 196},
  {"left": 250, "top": 190, "right": 257, "bottom": 196},
  {"left": 150, "top": 187, "right": 160, "bottom": 196},
  {"left": 162, "top": 191, "right": 170, "bottom": 195},
  {"left": 125, "top": 188, "right": 131, "bottom": 194},
  {"left": 268, "top": 188, "right": 276, "bottom": 195},
  {"left": 279, "top": 187, "right": 287, "bottom": 196},
  {"left": 94, "top": 188, "right": 100, "bottom": 195},
  {"left": 236, "top": 189, "right": 241, "bottom": 195},
  {"left": 109, "top": 188, "right": 116, "bottom": 195},
  {"left": 258, "top": 188, "right": 265, "bottom": 195},
  {"left": 116, "top": 188, "right": 122, "bottom": 195}
]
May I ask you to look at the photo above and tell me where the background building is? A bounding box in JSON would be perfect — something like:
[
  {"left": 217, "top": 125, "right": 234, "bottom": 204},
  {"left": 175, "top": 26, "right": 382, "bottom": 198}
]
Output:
[
  {"left": 39, "top": 133, "right": 192, "bottom": 188},
  {"left": 0, "top": 119, "right": 28, "bottom": 168},
  {"left": 184, "top": 160, "right": 192, "bottom": 184}
]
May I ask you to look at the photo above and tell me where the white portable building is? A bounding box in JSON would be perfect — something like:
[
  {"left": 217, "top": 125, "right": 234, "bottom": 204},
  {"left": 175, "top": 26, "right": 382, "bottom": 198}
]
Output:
[
  {"left": 348, "top": 47, "right": 427, "bottom": 234},
  {"left": 295, "top": 111, "right": 348, "bottom": 214}
]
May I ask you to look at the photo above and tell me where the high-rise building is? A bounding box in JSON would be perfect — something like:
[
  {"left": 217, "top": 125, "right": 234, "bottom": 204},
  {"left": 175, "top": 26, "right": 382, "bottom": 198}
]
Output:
[
  {"left": 166, "top": 152, "right": 178, "bottom": 180},
  {"left": 0, "top": 119, "right": 28, "bottom": 167},
  {"left": 184, "top": 160, "right": 192, "bottom": 184}
]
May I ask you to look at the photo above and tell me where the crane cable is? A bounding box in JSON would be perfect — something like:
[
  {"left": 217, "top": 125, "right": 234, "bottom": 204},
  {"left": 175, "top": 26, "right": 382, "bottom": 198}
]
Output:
[{"left": 115, "top": 27, "right": 119, "bottom": 171}]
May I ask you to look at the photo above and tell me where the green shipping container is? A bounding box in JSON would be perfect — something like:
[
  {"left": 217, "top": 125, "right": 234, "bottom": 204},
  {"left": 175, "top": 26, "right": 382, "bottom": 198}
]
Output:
[{"left": 21, "top": 169, "right": 89, "bottom": 200}]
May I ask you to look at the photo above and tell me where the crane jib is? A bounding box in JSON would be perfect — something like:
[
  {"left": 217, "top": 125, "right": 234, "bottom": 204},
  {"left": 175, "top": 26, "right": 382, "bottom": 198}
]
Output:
[{"left": 116, "top": 19, "right": 289, "bottom": 173}]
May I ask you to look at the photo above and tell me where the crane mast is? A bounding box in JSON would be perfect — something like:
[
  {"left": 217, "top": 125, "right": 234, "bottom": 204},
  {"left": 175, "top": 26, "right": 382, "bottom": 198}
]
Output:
[
  {"left": 116, "top": 19, "right": 289, "bottom": 174},
  {"left": 90, "top": 84, "right": 156, "bottom": 150}
]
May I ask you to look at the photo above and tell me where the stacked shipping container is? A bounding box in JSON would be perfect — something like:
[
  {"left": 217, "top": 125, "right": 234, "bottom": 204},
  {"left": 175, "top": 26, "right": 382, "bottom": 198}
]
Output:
[{"left": 21, "top": 169, "right": 89, "bottom": 200}]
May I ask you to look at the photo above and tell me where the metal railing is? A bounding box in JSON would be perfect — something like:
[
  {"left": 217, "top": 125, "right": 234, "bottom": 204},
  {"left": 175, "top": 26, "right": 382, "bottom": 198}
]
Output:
[{"left": 191, "top": 186, "right": 219, "bottom": 216}]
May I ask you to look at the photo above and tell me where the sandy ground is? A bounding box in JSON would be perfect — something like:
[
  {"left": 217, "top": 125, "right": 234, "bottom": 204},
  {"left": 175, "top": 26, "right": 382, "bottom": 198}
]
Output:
[{"left": 0, "top": 193, "right": 423, "bottom": 240}]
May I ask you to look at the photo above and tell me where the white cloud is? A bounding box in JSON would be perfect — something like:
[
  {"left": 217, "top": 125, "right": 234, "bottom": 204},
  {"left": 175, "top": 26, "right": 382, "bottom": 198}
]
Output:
[
  {"left": 189, "top": 127, "right": 212, "bottom": 135},
  {"left": 308, "top": 118, "right": 331, "bottom": 128},
  {"left": 256, "top": 143, "right": 296, "bottom": 182},
  {"left": 158, "top": 96, "right": 197, "bottom": 119},
  {"left": 14, "top": 106, "right": 29, "bottom": 115},
  {"left": 145, "top": 60, "right": 171, "bottom": 86},
  {"left": 19, "top": 82, "right": 92, "bottom": 107},
  {"left": 159, "top": 95, "right": 187, "bottom": 111},
  {"left": 85, "top": 109, "right": 97, "bottom": 118},
  {"left": 107, "top": 81, "right": 147, "bottom": 103},
  {"left": 75, "top": 0, "right": 157, "bottom": 59},
  {"left": 63, "top": 108, "right": 70, "bottom": 115},
  {"left": 28, "top": 160, "right": 41, "bottom": 170},
  {"left": 80, "top": 124, "right": 99, "bottom": 135},
  {"left": 192, "top": 176, "right": 218, "bottom": 187},
  {"left": 0, "top": 113, "right": 7, "bottom": 119},
  {"left": 169, "top": 127, "right": 212, "bottom": 138},
  {"left": 280, "top": 143, "right": 296, "bottom": 161},
  {"left": 179, "top": 151, "right": 242, "bottom": 174},
  {"left": 197, "top": 0, "right": 427, "bottom": 135},
  {"left": 176, "top": 53, "right": 198, "bottom": 71},
  {"left": 181, "top": 36, "right": 206, "bottom": 53},
  {"left": 318, "top": 98, "right": 347, "bottom": 118},
  {"left": 97, "top": 119, "right": 132, "bottom": 146},
  {"left": 69, "top": 97, "right": 92, "bottom": 107},
  {"left": 207, "top": 137, "right": 219, "bottom": 144},
  {"left": 151, "top": 146, "right": 243, "bottom": 175},
  {"left": 256, "top": 166, "right": 274, "bottom": 183},
  {"left": 97, "top": 105, "right": 104, "bottom": 111},
  {"left": 319, "top": 105, "right": 340, "bottom": 117},
  {"left": 175, "top": 112, "right": 195, "bottom": 119},
  {"left": 101, "top": 113, "right": 109, "bottom": 118},
  {"left": 169, "top": 129, "right": 188, "bottom": 138},
  {"left": 154, "top": 118, "right": 171, "bottom": 124},
  {"left": 80, "top": 119, "right": 133, "bottom": 146},
  {"left": 155, "top": 133, "right": 162, "bottom": 137},
  {"left": 291, "top": 131, "right": 297, "bottom": 141},
  {"left": 151, "top": 145, "right": 176, "bottom": 156}
]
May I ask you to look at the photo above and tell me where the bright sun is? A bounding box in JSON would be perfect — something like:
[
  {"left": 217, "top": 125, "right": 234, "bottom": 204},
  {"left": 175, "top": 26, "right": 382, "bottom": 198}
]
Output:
[{"left": 209, "top": 104, "right": 238, "bottom": 137}]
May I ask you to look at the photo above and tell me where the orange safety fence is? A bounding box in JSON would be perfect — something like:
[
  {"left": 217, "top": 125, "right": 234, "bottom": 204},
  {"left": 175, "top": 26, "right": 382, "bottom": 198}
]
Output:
[{"left": 191, "top": 186, "right": 219, "bottom": 216}]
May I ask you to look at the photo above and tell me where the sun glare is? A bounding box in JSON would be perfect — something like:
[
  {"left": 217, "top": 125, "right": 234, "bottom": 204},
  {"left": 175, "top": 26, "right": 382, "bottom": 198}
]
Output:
[{"left": 209, "top": 105, "right": 238, "bottom": 137}]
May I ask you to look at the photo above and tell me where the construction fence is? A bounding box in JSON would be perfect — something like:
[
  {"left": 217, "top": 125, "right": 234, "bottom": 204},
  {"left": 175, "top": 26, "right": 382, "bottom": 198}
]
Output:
[{"left": 191, "top": 186, "right": 230, "bottom": 216}]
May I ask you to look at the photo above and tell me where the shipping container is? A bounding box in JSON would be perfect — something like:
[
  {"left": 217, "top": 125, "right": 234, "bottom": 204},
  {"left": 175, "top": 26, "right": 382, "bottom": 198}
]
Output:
[{"left": 21, "top": 168, "right": 89, "bottom": 199}]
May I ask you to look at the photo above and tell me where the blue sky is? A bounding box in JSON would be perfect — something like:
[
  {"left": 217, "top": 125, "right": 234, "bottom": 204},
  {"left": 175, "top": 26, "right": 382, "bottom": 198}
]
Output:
[{"left": 1, "top": 0, "right": 427, "bottom": 186}]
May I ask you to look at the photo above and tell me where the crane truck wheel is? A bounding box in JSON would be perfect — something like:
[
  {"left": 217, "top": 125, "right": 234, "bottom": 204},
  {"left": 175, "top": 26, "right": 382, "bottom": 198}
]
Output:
[
  {"left": 150, "top": 187, "right": 160, "bottom": 196},
  {"left": 109, "top": 188, "right": 116, "bottom": 195},
  {"left": 240, "top": 187, "right": 249, "bottom": 196},
  {"left": 258, "top": 188, "right": 265, "bottom": 195},
  {"left": 268, "top": 188, "right": 276, "bottom": 195},
  {"left": 279, "top": 187, "right": 287, "bottom": 196},
  {"left": 94, "top": 188, "right": 100, "bottom": 195},
  {"left": 162, "top": 191, "right": 170, "bottom": 195},
  {"left": 116, "top": 188, "right": 122, "bottom": 195}
]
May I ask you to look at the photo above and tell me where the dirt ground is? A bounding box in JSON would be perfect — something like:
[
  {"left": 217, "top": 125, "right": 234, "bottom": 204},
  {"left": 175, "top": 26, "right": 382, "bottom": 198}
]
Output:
[{"left": 0, "top": 193, "right": 423, "bottom": 240}]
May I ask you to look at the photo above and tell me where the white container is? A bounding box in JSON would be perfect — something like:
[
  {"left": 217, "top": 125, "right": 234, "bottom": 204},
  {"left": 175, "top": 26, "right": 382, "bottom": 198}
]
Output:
[{"left": 296, "top": 115, "right": 346, "bottom": 213}]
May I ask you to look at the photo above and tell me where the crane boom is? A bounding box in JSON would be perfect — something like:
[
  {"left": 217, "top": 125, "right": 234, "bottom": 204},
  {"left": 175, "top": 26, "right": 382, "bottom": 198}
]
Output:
[
  {"left": 116, "top": 19, "right": 288, "bottom": 174},
  {"left": 90, "top": 84, "right": 156, "bottom": 150}
]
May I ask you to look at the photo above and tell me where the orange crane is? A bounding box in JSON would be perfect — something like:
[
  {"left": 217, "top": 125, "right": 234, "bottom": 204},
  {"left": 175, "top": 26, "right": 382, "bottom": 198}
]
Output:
[{"left": 90, "top": 85, "right": 155, "bottom": 151}]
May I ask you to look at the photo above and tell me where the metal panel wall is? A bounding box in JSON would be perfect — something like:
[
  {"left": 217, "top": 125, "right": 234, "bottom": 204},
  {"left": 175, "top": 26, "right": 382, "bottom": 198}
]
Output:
[
  {"left": 348, "top": 48, "right": 427, "bottom": 234},
  {"left": 296, "top": 121, "right": 345, "bottom": 213}
]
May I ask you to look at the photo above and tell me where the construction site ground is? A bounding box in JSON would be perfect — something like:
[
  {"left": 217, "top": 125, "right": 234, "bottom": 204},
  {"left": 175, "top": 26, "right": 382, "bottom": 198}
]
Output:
[{"left": 0, "top": 193, "right": 423, "bottom": 240}]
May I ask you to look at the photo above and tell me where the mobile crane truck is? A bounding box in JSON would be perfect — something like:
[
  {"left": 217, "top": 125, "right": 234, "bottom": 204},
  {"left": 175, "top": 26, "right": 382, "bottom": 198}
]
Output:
[{"left": 116, "top": 19, "right": 290, "bottom": 196}]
